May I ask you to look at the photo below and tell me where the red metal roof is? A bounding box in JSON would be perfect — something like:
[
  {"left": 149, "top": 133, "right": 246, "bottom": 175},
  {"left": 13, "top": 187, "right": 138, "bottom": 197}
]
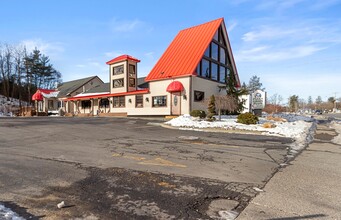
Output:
[
  {"left": 166, "top": 81, "right": 184, "bottom": 92},
  {"left": 145, "top": 18, "right": 223, "bottom": 82},
  {"left": 66, "top": 89, "right": 149, "bottom": 101},
  {"left": 106, "top": 55, "right": 140, "bottom": 65},
  {"left": 38, "top": 89, "right": 56, "bottom": 94}
]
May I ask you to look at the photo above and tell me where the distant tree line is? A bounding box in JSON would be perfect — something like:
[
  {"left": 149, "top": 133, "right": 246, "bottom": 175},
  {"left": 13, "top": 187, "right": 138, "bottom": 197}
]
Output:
[
  {"left": 0, "top": 43, "right": 61, "bottom": 106},
  {"left": 264, "top": 94, "right": 340, "bottom": 113}
]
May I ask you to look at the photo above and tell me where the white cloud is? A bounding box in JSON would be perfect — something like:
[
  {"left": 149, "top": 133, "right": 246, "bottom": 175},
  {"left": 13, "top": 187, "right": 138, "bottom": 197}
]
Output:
[
  {"left": 236, "top": 45, "right": 324, "bottom": 62},
  {"left": 109, "top": 18, "right": 146, "bottom": 33},
  {"left": 243, "top": 24, "right": 341, "bottom": 44},
  {"left": 242, "top": 26, "right": 298, "bottom": 42},
  {"left": 144, "top": 52, "right": 154, "bottom": 60},
  {"left": 226, "top": 21, "right": 238, "bottom": 33},
  {"left": 20, "top": 39, "right": 64, "bottom": 58},
  {"left": 76, "top": 59, "right": 108, "bottom": 73}
]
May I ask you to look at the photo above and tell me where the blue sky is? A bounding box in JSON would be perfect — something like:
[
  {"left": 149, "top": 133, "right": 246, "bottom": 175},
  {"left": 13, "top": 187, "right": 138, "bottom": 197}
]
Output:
[{"left": 1, "top": 0, "right": 340, "bottom": 103}]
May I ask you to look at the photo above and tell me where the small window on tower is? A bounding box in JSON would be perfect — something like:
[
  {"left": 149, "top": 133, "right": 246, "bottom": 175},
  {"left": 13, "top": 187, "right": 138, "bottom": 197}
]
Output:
[
  {"left": 113, "top": 78, "right": 124, "bottom": 88},
  {"left": 129, "top": 64, "right": 135, "bottom": 75},
  {"left": 129, "top": 78, "right": 136, "bottom": 87},
  {"left": 113, "top": 65, "right": 124, "bottom": 75}
]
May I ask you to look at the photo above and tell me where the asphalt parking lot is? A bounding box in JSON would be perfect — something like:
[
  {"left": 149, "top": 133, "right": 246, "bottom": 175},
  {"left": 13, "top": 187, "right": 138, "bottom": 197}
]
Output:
[{"left": 0, "top": 117, "right": 292, "bottom": 219}]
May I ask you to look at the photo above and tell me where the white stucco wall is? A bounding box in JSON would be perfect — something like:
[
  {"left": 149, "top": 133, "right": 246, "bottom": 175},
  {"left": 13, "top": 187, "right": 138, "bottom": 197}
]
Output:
[
  {"left": 191, "top": 76, "right": 226, "bottom": 112},
  {"left": 101, "top": 77, "right": 191, "bottom": 116}
]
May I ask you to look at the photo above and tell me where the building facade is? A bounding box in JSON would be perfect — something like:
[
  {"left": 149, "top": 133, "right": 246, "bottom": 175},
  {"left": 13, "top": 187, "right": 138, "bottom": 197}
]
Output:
[{"left": 33, "top": 18, "right": 242, "bottom": 117}]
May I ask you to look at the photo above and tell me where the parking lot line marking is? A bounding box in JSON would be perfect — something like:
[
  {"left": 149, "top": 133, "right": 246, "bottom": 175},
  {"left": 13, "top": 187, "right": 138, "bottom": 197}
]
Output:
[
  {"left": 192, "top": 142, "right": 240, "bottom": 148},
  {"left": 158, "top": 181, "right": 176, "bottom": 188},
  {"left": 139, "top": 158, "right": 187, "bottom": 168},
  {"left": 112, "top": 154, "right": 146, "bottom": 161}
]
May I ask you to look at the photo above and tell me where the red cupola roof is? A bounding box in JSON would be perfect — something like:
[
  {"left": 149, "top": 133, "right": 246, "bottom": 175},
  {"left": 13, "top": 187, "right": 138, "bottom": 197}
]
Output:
[{"left": 106, "top": 55, "right": 140, "bottom": 65}]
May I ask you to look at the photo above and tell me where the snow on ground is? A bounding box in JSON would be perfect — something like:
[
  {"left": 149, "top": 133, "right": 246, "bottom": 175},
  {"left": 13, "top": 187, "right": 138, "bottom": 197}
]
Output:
[
  {"left": 330, "top": 121, "right": 341, "bottom": 145},
  {"left": 165, "top": 114, "right": 315, "bottom": 152},
  {"left": 0, "top": 204, "right": 25, "bottom": 220},
  {"left": 0, "top": 95, "right": 28, "bottom": 117}
]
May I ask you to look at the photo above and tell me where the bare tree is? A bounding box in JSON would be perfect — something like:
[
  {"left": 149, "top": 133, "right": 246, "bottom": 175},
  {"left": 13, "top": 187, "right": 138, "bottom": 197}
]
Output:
[
  {"left": 0, "top": 44, "right": 14, "bottom": 101},
  {"left": 268, "top": 93, "right": 283, "bottom": 113},
  {"left": 13, "top": 46, "right": 25, "bottom": 109},
  {"left": 214, "top": 95, "right": 238, "bottom": 120}
]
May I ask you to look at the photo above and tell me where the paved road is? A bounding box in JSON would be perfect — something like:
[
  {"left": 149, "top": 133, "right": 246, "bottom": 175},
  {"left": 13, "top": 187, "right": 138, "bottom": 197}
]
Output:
[
  {"left": 0, "top": 117, "right": 292, "bottom": 219},
  {"left": 238, "top": 121, "right": 341, "bottom": 219}
]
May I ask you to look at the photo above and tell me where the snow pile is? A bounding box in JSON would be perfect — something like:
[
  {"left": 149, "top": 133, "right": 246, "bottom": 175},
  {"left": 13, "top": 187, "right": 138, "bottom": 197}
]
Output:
[
  {"left": 0, "top": 95, "right": 28, "bottom": 117},
  {"left": 330, "top": 121, "right": 341, "bottom": 145},
  {"left": 270, "top": 113, "right": 314, "bottom": 122},
  {"left": 165, "top": 114, "right": 315, "bottom": 151},
  {"left": 0, "top": 204, "right": 25, "bottom": 220}
]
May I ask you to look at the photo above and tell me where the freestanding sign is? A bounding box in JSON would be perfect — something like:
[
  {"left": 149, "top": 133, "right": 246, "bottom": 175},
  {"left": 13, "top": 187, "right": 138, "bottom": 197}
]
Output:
[{"left": 252, "top": 90, "right": 266, "bottom": 116}]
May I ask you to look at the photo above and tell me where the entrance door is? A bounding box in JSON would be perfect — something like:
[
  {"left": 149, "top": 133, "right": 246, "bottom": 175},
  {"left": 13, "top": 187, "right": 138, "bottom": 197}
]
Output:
[{"left": 171, "top": 92, "right": 181, "bottom": 115}]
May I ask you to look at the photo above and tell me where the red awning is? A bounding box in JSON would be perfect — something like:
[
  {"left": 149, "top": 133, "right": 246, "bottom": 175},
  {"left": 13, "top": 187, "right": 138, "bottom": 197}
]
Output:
[
  {"left": 166, "top": 81, "right": 184, "bottom": 92},
  {"left": 32, "top": 91, "right": 43, "bottom": 101}
]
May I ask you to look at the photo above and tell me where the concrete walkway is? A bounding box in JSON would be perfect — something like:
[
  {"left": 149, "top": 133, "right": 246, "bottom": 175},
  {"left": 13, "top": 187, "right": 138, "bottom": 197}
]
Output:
[{"left": 238, "top": 122, "right": 341, "bottom": 219}]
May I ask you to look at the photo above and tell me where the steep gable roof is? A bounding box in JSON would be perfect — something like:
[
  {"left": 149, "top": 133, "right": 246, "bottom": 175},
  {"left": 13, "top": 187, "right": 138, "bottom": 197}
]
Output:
[
  {"left": 57, "top": 76, "right": 103, "bottom": 98},
  {"left": 145, "top": 18, "right": 240, "bottom": 86}
]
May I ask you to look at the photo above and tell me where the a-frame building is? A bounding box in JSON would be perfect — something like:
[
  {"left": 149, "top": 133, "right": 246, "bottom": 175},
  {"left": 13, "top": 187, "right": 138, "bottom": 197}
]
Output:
[{"left": 144, "top": 17, "right": 240, "bottom": 115}]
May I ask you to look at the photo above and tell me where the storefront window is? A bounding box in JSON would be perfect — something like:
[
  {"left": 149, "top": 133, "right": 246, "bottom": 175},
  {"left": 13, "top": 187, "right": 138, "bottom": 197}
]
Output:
[
  {"left": 81, "top": 100, "right": 91, "bottom": 109},
  {"left": 100, "top": 99, "right": 109, "bottom": 108},
  {"left": 152, "top": 96, "right": 167, "bottom": 107},
  {"left": 135, "top": 95, "right": 143, "bottom": 107},
  {"left": 113, "top": 96, "right": 125, "bottom": 108}
]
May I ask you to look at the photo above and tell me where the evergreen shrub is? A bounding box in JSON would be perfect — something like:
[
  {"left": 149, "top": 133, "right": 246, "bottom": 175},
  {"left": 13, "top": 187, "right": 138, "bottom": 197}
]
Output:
[
  {"left": 190, "top": 110, "right": 206, "bottom": 119},
  {"left": 237, "top": 112, "right": 259, "bottom": 125}
]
